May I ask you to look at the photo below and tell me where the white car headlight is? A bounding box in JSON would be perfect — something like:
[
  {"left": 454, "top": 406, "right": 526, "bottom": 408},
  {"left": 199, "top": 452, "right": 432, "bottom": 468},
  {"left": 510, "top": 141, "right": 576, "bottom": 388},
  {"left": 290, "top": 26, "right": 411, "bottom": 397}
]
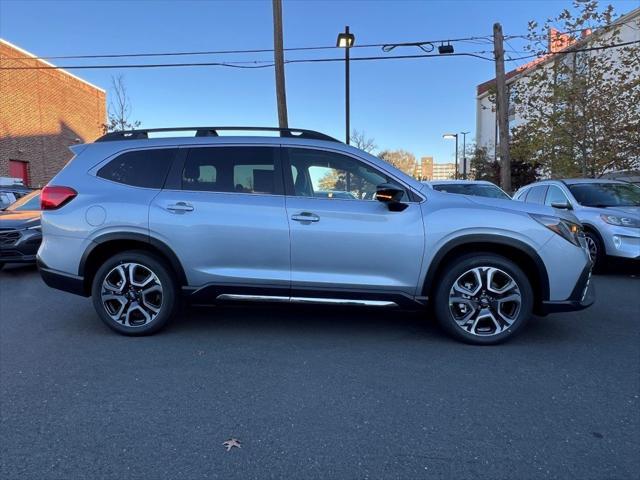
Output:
[{"left": 600, "top": 214, "right": 640, "bottom": 228}]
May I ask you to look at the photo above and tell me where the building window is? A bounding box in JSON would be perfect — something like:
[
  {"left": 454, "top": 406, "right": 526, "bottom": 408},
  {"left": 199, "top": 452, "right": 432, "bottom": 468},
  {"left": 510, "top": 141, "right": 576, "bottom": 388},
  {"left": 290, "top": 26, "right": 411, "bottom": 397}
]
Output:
[{"left": 9, "top": 160, "right": 30, "bottom": 186}]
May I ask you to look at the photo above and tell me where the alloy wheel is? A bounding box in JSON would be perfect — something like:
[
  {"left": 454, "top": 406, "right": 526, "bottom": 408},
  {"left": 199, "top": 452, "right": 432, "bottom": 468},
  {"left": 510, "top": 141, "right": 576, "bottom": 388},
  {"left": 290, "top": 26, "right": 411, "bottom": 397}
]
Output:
[
  {"left": 448, "top": 266, "right": 522, "bottom": 337},
  {"left": 585, "top": 236, "right": 598, "bottom": 262},
  {"left": 100, "top": 262, "right": 163, "bottom": 327}
]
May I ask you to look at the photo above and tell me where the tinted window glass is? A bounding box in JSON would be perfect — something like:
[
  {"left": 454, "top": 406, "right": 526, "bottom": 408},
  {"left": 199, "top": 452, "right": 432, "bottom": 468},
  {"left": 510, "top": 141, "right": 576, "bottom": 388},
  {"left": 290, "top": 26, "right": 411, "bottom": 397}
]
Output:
[
  {"left": 525, "top": 185, "right": 547, "bottom": 204},
  {"left": 286, "top": 148, "right": 406, "bottom": 201},
  {"left": 545, "top": 185, "right": 569, "bottom": 206},
  {"left": 568, "top": 183, "right": 640, "bottom": 207},
  {"left": 182, "top": 147, "right": 278, "bottom": 194},
  {"left": 98, "top": 149, "right": 175, "bottom": 188}
]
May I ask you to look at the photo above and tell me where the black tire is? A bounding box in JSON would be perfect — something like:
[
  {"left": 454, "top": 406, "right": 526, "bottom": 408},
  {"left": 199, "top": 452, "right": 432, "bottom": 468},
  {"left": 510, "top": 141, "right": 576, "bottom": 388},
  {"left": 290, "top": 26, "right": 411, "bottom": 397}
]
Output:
[
  {"left": 584, "top": 230, "right": 605, "bottom": 272},
  {"left": 433, "top": 253, "right": 534, "bottom": 345},
  {"left": 91, "top": 250, "right": 178, "bottom": 336}
]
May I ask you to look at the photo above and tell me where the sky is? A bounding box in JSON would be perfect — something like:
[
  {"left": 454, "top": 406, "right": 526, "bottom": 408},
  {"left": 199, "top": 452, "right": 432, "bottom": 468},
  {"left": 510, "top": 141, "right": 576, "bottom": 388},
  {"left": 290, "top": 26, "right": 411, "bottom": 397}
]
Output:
[{"left": 1, "top": 0, "right": 637, "bottom": 163}]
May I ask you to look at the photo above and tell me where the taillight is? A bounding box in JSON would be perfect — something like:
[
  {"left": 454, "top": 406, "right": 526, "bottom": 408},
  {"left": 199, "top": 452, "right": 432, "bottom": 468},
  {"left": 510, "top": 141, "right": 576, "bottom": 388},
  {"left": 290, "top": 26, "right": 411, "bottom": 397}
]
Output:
[{"left": 41, "top": 186, "right": 77, "bottom": 210}]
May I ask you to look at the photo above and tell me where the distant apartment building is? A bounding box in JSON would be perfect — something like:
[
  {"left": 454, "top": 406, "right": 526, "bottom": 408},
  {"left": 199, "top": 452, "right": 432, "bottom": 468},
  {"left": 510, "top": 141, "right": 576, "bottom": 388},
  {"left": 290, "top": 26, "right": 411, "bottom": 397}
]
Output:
[
  {"left": 475, "top": 7, "right": 640, "bottom": 160},
  {"left": 418, "top": 156, "right": 456, "bottom": 180},
  {"left": 0, "top": 39, "right": 106, "bottom": 187}
]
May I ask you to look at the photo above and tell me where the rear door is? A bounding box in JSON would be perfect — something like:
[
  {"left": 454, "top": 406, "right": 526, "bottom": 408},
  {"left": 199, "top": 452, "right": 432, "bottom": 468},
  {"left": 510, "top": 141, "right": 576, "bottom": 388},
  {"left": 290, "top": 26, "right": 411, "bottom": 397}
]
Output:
[
  {"left": 149, "top": 145, "right": 290, "bottom": 289},
  {"left": 282, "top": 147, "right": 424, "bottom": 296}
]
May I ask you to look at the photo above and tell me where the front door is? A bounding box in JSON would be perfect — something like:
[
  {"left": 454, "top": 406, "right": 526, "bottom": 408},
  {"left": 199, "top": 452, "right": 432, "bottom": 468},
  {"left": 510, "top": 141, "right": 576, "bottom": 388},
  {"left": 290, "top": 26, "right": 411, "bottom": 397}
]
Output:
[
  {"left": 283, "top": 147, "right": 425, "bottom": 297},
  {"left": 150, "top": 145, "right": 290, "bottom": 289}
]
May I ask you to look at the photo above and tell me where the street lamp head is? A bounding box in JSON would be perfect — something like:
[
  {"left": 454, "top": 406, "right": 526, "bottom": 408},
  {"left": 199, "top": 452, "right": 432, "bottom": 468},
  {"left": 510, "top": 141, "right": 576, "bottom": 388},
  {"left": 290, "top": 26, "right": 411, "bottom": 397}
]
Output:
[
  {"left": 337, "top": 29, "right": 355, "bottom": 48},
  {"left": 443, "top": 133, "right": 457, "bottom": 140}
]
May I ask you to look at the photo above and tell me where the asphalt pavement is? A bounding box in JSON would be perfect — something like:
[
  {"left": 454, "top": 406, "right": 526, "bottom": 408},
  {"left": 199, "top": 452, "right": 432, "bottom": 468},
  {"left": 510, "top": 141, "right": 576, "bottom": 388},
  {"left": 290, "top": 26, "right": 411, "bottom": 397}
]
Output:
[{"left": 1, "top": 264, "right": 639, "bottom": 479}]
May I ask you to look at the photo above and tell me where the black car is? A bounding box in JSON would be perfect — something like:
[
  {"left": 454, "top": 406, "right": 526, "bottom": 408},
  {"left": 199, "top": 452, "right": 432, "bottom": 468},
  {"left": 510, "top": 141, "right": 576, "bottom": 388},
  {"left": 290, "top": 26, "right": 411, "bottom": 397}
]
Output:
[{"left": 0, "top": 190, "right": 42, "bottom": 270}]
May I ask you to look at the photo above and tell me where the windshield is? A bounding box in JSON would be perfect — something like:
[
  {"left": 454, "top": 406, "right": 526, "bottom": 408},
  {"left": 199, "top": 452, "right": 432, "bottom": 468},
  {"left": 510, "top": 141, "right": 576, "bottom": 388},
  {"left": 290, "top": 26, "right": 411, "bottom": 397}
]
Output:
[
  {"left": 568, "top": 183, "right": 640, "bottom": 207},
  {"left": 5, "top": 190, "right": 41, "bottom": 211},
  {"left": 432, "top": 184, "right": 510, "bottom": 200}
]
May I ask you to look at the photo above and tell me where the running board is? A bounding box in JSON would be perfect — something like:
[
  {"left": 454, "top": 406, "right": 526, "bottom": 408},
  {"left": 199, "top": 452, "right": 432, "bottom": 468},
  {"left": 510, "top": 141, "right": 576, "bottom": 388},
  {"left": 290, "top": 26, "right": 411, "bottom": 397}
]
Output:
[{"left": 215, "top": 294, "right": 398, "bottom": 307}]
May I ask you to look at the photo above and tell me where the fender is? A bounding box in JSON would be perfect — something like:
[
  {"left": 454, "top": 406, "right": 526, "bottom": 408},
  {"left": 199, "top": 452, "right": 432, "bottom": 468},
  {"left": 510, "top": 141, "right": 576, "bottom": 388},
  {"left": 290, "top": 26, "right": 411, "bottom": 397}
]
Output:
[
  {"left": 422, "top": 233, "right": 550, "bottom": 301},
  {"left": 78, "top": 232, "right": 188, "bottom": 286}
]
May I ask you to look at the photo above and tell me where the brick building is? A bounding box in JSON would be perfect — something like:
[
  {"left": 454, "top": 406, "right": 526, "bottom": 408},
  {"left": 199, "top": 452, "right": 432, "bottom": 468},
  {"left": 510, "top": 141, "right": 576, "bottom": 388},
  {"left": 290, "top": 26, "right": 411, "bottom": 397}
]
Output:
[{"left": 0, "top": 39, "right": 106, "bottom": 187}]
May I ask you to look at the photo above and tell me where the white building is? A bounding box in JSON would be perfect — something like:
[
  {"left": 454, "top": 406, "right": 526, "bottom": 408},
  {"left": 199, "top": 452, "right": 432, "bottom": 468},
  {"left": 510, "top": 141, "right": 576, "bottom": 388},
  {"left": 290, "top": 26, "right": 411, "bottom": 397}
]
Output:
[{"left": 475, "top": 7, "right": 640, "bottom": 161}]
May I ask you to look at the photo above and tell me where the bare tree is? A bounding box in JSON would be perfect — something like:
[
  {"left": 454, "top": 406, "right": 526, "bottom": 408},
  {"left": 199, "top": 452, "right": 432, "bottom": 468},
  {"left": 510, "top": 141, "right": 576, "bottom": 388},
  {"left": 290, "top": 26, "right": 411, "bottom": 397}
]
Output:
[
  {"left": 104, "top": 75, "right": 141, "bottom": 133},
  {"left": 378, "top": 149, "right": 417, "bottom": 176},
  {"left": 350, "top": 130, "right": 377, "bottom": 153}
]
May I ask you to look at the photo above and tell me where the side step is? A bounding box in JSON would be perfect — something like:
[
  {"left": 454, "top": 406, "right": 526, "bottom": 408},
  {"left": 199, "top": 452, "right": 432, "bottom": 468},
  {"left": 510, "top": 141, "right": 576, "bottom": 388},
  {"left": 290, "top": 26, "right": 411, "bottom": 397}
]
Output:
[{"left": 215, "top": 294, "right": 398, "bottom": 307}]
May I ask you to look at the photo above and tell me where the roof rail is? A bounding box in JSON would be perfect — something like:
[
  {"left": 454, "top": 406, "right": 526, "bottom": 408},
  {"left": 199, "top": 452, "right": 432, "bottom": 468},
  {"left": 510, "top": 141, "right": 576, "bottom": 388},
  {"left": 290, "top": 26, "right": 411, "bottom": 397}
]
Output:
[{"left": 95, "top": 127, "right": 340, "bottom": 143}]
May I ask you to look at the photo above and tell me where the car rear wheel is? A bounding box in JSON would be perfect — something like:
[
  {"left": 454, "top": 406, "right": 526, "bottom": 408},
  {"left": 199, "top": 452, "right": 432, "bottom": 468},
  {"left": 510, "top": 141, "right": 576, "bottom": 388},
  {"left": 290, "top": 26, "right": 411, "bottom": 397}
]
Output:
[
  {"left": 91, "top": 250, "right": 177, "bottom": 335},
  {"left": 433, "top": 253, "right": 533, "bottom": 345}
]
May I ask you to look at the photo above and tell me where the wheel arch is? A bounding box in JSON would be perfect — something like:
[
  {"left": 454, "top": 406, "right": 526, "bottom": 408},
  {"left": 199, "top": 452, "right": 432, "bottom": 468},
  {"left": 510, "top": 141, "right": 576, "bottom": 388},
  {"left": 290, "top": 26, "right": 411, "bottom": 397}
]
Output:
[
  {"left": 79, "top": 232, "right": 188, "bottom": 295},
  {"left": 423, "top": 234, "right": 550, "bottom": 308}
]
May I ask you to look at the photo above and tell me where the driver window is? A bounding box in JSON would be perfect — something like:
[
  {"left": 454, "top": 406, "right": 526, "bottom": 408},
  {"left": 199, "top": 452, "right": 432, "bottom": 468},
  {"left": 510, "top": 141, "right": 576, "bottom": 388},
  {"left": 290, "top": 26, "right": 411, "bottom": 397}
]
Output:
[{"left": 286, "top": 148, "right": 405, "bottom": 201}]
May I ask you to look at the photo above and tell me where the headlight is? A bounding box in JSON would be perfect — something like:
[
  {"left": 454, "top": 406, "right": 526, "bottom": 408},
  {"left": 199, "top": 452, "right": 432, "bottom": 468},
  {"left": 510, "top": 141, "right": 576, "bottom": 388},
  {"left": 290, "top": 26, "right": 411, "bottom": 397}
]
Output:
[
  {"left": 530, "top": 214, "right": 582, "bottom": 246},
  {"left": 600, "top": 214, "right": 640, "bottom": 228}
]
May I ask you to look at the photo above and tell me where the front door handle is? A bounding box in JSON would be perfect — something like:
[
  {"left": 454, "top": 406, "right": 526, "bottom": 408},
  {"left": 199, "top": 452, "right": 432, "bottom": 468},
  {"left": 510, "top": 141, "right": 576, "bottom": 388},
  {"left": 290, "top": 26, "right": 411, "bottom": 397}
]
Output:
[
  {"left": 166, "top": 202, "right": 194, "bottom": 213},
  {"left": 291, "top": 212, "right": 320, "bottom": 222}
]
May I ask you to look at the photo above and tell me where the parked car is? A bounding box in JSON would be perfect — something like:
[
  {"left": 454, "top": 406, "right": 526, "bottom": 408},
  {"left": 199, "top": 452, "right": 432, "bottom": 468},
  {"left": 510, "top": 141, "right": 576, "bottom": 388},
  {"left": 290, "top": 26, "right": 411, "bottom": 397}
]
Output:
[
  {"left": 37, "top": 127, "right": 593, "bottom": 344},
  {"left": 0, "top": 189, "right": 42, "bottom": 270},
  {"left": 0, "top": 184, "right": 32, "bottom": 209},
  {"left": 422, "top": 180, "right": 511, "bottom": 200},
  {"left": 599, "top": 170, "right": 640, "bottom": 186},
  {"left": 514, "top": 179, "right": 640, "bottom": 269}
]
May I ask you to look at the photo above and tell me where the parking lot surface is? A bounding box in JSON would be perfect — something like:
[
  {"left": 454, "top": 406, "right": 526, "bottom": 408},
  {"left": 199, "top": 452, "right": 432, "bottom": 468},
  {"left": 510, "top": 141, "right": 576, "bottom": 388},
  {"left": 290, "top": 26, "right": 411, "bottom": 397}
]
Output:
[{"left": 1, "top": 264, "right": 639, "bottom": 479}]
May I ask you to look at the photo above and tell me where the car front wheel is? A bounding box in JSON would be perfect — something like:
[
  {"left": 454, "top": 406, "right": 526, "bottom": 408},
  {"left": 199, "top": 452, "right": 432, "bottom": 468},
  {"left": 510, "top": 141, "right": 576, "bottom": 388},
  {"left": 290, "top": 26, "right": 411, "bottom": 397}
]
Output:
[
  {"left": 434, "top": 253, "right": 533, "bottom": 345},
  {"left": 91, "top": 250, "right": 178, "bottom": 336}
]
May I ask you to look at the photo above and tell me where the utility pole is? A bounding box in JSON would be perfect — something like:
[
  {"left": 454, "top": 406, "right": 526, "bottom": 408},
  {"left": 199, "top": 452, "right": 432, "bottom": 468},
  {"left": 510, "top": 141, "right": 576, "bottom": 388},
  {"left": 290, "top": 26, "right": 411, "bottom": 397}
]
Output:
[
  {"left": 272, "top": 0, "right": 288, "bottom": 129},
  {"left": 493, "top": 22, "right": 511, "bottom": 193}
]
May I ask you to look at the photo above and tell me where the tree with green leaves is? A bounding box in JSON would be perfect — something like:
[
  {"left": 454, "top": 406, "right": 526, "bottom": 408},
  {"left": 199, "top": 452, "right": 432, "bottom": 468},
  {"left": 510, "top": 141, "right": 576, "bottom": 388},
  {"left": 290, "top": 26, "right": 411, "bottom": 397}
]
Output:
[{"left": 510, "top": 0, "right": 640, "bottom": 178}]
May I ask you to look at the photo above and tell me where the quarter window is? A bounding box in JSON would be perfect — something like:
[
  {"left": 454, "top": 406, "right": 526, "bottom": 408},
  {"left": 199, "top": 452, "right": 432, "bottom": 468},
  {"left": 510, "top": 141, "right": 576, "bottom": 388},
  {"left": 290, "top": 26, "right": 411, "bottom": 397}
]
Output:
[
  {"left": 97, "top": 149, "right": 176, "bottom": 188},
  {"left": 182, "top": 147, "right": 279, "bottom": 194},
  {"left": 285, "top": 148, "right": 405, "bottom": 201}
]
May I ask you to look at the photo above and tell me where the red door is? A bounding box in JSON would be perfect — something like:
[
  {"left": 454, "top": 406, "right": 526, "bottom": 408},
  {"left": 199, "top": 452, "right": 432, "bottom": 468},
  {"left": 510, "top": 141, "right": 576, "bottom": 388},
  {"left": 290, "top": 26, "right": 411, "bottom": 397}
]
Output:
[{"left": 9, "top": 160, "right": 29, "bottom": 186}]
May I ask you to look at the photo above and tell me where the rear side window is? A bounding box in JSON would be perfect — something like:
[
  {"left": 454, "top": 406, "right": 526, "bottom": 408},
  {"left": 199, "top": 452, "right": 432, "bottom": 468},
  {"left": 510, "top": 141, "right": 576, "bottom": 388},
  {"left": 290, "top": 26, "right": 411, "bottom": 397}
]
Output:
[
  {"left": 525, "top": 185, "right": 548, "bottom": 204},
  {"left": 182, "top": 147, "right": 280, "bottom": 194},
  {"left": 97, "top": 149, "right": 176, "bottom": 188}
]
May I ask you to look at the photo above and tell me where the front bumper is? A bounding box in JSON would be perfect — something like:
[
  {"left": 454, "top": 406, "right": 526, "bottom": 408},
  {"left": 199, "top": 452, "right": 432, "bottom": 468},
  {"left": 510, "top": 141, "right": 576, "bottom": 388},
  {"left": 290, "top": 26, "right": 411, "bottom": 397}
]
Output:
[
  {"left": 601, "top": 223, "right": 640, "bottom": 259},
  {"left": 0, "top": 229, "right": 41, "bottom": 264},
  {"left": 539, "top": 263, "right": 595, "bottom": 314}
]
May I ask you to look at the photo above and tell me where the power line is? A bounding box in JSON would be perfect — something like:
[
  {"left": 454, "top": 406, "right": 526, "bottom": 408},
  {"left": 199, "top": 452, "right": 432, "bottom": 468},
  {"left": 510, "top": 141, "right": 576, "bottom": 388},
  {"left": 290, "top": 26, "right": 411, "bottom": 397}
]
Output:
[
  {"left": 0, "top": 35, "right": 494, "bottom": 61},
  {"left": 505, "top": 38, "right": 640, "bottom": 62},
  {"left": 0, "top": 51, "right": 496, "bottom": 71}
]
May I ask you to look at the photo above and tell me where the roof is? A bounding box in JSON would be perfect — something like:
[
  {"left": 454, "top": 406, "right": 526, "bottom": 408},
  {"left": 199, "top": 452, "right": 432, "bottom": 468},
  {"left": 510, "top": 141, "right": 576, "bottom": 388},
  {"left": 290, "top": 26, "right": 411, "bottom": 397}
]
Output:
[
  {"left": 476, "top": 7, "right": 640, "bottom": 97},
  {"left": 423, "top": 180, "right": 496, "bottom": 185},
  {"left": 0, "top": 38, "right": 105, "bottom": 93},
  {"left": 527, "top": 178, "right": 630, "bottom": 186}
]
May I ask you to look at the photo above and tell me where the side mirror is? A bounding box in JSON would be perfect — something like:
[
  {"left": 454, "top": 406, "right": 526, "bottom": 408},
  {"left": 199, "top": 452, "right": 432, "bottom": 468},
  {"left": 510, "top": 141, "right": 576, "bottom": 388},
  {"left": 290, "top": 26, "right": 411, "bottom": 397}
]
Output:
[
  {"left": 375, "top": 184, "right": 408, "bottom": 212},
  {"left": 551, "top": 201, "right": 572, "bottom": 210}
]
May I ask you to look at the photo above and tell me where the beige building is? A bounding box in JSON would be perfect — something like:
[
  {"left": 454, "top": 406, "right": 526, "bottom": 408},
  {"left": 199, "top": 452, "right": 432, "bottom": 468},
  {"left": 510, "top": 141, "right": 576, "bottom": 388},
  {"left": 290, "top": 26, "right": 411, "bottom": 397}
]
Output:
[{"left": 419, "top": 157, "right": 456, "bottom": 180}]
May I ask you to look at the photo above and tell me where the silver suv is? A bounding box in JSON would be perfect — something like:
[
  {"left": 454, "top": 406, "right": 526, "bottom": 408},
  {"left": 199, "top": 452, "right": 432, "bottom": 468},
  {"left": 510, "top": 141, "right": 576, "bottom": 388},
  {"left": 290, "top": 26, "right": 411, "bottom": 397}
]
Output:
[
  {"left": 514, "top": 179, "right": 640, "bottom": 269},
  {"left": 37, "top": 127, "right": 594, "bottom": 344}
]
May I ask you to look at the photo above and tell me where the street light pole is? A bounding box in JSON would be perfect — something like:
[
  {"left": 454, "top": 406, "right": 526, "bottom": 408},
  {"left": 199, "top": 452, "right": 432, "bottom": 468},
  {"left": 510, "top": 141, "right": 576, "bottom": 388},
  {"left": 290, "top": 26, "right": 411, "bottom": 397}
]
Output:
[
  {"left": 443, "top": 133, "right": 459, "bottom": 180},
  {"left": 337, "top": 26, "right": 355, "bottom": 145},
  {"left": 460, "top": 131, "right": 470, "bottom": 179},
  {"left": 345, "top": 26, "right": 350, "bottom": 145}
]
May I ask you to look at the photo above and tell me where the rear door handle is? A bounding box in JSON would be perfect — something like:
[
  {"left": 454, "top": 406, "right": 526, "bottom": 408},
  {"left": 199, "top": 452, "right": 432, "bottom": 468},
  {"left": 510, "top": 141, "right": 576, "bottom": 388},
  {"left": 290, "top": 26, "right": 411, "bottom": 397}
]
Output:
[
  {"left": 291, "top": 212, "right": 320, "bottom": 222},
  {"left": 166, "top": 202, "right": 194, "bottom": 213}
]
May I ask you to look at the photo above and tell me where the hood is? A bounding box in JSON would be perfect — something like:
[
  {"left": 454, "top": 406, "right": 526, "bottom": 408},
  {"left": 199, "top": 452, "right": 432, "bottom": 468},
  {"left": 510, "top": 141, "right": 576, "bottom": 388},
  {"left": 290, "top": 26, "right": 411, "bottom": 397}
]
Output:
[
  {"left": 0, "top": 210, "right": 41, "bottom": 229},
  {"left": 595, "top": 206, "right": 640, "bottom": 217},
  {"left": 464, "top": 194, "right": 580, "bottom": 223}
]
